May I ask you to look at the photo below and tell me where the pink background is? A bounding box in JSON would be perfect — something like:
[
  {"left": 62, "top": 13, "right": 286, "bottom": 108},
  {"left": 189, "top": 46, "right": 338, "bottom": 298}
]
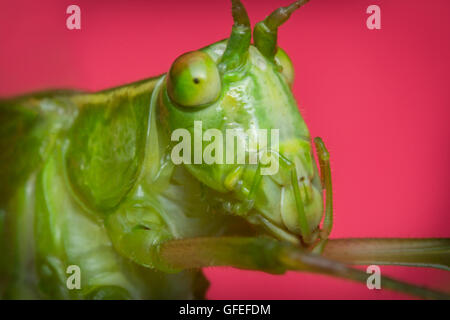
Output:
[{"left": 1, "top": 0, "right": 449, "bottom": 299}]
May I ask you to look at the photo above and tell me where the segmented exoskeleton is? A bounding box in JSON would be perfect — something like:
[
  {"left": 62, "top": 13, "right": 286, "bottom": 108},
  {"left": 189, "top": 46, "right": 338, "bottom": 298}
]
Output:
[{"left": 0, "top": 0, "right": 449, "bottom": 299}]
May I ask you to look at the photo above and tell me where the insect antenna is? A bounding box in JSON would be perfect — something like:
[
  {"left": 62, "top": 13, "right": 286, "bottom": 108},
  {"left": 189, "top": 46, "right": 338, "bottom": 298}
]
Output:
[
  {"left": 254, "top": 0, "right": 310, "bottom": 59},
  {"left": 219, "top": 0, "right": 252, "bottom": 74}
]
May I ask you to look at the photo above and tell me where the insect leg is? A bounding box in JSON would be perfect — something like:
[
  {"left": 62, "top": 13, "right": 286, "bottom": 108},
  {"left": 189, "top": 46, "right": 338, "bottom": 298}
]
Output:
[
  {"left": 159, "top": 236, "right": 450, "bottom": 299},
  {"left": 312, "top": 140, "right": 450, "bottom": 271},
  {"left": 323, "top": 238, "right": 450, "bottom": 271}
]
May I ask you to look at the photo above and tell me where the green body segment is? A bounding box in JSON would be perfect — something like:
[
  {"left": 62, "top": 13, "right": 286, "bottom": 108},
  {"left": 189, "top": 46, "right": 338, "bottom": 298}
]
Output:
[{"left": 0, "top": 77, "right": 215, "bottom": 299}]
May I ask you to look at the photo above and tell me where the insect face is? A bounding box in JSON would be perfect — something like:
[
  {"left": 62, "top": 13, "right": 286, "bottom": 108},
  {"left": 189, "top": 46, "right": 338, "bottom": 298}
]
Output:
[
  {"left": 159, "top": 40, "right": 323, "bottom": 243},
  {"left": 158, "top": 0, "right": 323, "bottom": 243}
]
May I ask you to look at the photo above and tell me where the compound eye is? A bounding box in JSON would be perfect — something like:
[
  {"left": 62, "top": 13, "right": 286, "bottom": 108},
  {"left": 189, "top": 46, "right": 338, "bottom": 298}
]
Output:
[
  {"left": 167, "top": 51, "right": 221, "bottom": 107},
  {"left": 275, "top": 48, "right": 295, "bottom": 87}
]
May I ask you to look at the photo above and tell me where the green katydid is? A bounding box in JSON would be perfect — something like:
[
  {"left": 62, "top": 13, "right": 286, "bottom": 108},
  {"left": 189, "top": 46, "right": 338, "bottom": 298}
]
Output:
[{"left": 0, "top": 0, "right": 449, "bottom": 300}]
